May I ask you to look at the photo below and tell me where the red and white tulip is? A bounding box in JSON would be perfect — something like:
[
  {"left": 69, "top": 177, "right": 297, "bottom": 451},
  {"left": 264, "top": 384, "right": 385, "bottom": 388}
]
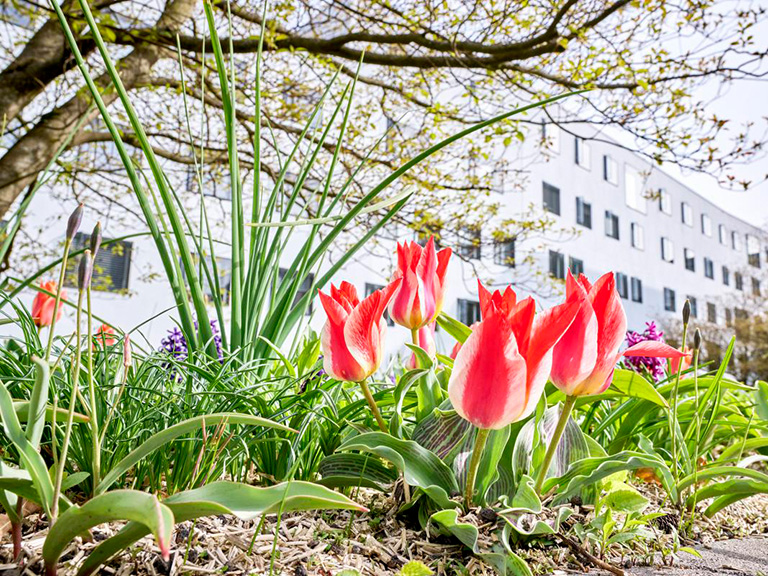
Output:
[{"left": 389, "top": 237, "right": 451, "bottom": 330}]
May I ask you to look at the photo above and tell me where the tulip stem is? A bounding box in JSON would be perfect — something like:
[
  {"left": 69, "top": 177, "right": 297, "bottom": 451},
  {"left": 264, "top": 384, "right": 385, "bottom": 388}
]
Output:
[
  {"left": 44, "top": 238, "right": 72, "bottom": 363},
  {"left": 358, "top": 379, "right": 388, "bottom": 432},
  {"left": 465, "top": 428, "right": 490, "bottom": 509},
  {"left": 670, "top": 322, "right": 688, "bottom": 508},
  {"left": 535, "top": 396, "right": 576, "bottom": 496}
]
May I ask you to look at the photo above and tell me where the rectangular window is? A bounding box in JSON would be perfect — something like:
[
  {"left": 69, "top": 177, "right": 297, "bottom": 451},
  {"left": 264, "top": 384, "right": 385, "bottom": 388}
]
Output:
[
  {"left": 543, "top": 182, "right": 561, "bottom": 215},
  {"left": 575, "top": 137, "right": 591, "bottom": 169},
  {"left": 603, "top": 155, "right": 618, "bottom": 184},
  {"left": 458, "top": 227, "right": 481, "bottom": 260},
  {"left": 753, "top": 277, "right": 761, "bottom": 297},
  {"left": 631, "top": 277, "right": 643, "bottom": 303},
  {"left": 681, "top": 202, "right": 693, "bottom": 226},
  {"left": 661, "top": 237, "right": 674, "bottom": 263},
  {"left": 659, "top": 189, "right": 672, "bottom": 215},
  {"left": 664, "top": 287, "right": 676, "bottom": 312},
  {"left": 576, "top": 197, "right": 592, "bottom": 229},
  {"left": 605, "top": 211, "right": 620, "bottom": 240},
  {"left": 67, "top": 232, "right": 132, "bottom": 292},
  {"left": 735, "top": 272, "right": 744, "bottom": 291},
  {"left": 549, "top": 250, "right": 565, "bottom": 279},
  {"left": 732, "top": 231, "right": 742, "bottom": 251},
  {"left": 707, "top": 302, "right": 717, "bottom": 323},
  {"left": 725, "top": 308, "right": 733, "bottom": 326},
  {"left": 366, "top": 283, "right": 395, "bottom": 326},
  {"left": 704, "top": 258, "right": 714, "bottom": 279},
  {"left": 701, "top": 213, "right": 712, "bottom": 236},
  {"left": 719, "top": 224, "right": 728, "bottom": 245},
  {"left": 684, "top": 248, "right": 696, "bottom": 272},
  {"left": 615, "top": 272, "right": 629, "bottom": 299},
  {"left": 747, "top": 235, "right": 761, "bottom": 268},
  {"left": 625, "top": 166, "right": 647, "bottom": 213},
  {"left": 631, "top": 222, "right": 644, "bottom": 250},
  {"left": 722, "top": 266, "right": 730, "bottom": 286},
  {"left": 541, "top": 122, "right": 560, "bottom": 154},
  {"left": 457, "top": 299, "right": 481, "bottom": 326},
  {"left": 279, "top": 268, "right": 315, "bottom": 315},
  {"left": 493, "top": 239, "right": 515, "bottom": 267},
  {"left": 687, "top": 296, "right": 698, "bottom": 318},
  {"left": 569, "top": 256, "right": 584, "bottom": 276}
]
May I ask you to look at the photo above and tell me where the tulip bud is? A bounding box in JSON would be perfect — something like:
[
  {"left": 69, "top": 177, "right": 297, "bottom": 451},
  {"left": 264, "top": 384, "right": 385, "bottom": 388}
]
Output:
[
  {"left": 90, "top": 222, "right": 102, "bottom": 260},
  {"left": 78, "top": 250, "right": 92, "bottom": 292},
  {"left": 682, "top": 300, "right": 691, "bottom": 324},
  {"left": 66, "top": 203, "right": 84, "bottom": 241},
  {"left": 693, "top": 328, "right": 702, "bottom": 351},
  {"left": 123, "top": 334, "right": 132, "bottom": 368}
]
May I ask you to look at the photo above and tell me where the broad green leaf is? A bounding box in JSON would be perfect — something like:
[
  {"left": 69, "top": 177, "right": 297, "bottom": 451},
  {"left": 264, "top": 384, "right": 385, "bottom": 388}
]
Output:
[
  {"left": 412, "top": 401, "right": 472, "bottom": 463},
  {"left": 544, "top": 451, "right": 664, "bottom": 500},
  {"left": 755, "top": 381, "right": 768, "bottom": 421},
  {"left": 399, "top": 560, "right": 433, "bottom": 576},
  {"left": 717, "top": 438, "right": 768, "bottom": 463},
  {"left": 389, "top": 368, "right": 429, "bottom": 438},
  {"left": 602, "top": 482, "right": 649, "bottom": 513},
  {"left": 687, "top": 479, "right": 768, "bottom": 517},
  {"left": 77, "top": 481, "right": 365, "bottom": 576},
  {"left": 0, "top": 381, "right": 55, "bottom": 517},
  {"left": 13, "top": 401, "right": 89, "bottom": 424},
  {"left": 607, "top": 369, "right": 668, "bottom": 408},
  {"left": 318, "top": 453, "right": 398, "bottom": 491},
  {"left": 97, "top": 413, "right": 294, "bottom": 494},
  {"left": 436, "top": 312, "right": 472, "bottom": 344},
  {"left": 430, "top": 509, "right": 532, "bottom": 576},
  {"left": 25, "top": 356, "right": 50, "bottom": 448},
  {"left": 513, "top": 404, "right": 588, "bottom": 483},
  {"left": 43, "top": 490, "right": 174, "bottom": 572},
  {"left": 677, "top": 466, "right": 768, "bottom": 492},
  {"left": 339, "top": 432, "right": 459, "bottom": 508}
]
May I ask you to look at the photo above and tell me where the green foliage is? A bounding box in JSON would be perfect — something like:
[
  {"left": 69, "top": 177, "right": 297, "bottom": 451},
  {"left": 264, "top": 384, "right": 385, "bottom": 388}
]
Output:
[{"left": 399, "top": 561, "right": 434, "bottom": 576}]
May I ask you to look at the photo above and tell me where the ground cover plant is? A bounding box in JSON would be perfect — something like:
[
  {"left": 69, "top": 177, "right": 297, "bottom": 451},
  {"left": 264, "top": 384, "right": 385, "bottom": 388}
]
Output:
[{"left": 0, "top": 1, "right": 766, "bottom": 574}]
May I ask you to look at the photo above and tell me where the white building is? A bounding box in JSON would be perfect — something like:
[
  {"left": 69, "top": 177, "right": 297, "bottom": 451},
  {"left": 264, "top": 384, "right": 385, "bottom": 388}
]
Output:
[{"left": 4, "top": 122, "right": 765, "bottom": 362}]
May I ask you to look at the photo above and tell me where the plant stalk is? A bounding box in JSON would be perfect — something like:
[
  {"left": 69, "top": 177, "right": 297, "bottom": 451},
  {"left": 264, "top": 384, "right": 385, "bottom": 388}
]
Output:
[
  {"left": 465, "top": 427, "right": 490, "bottom": 509},
  {"left": 357, "top": 379, "right": 388, "bottom": 432},
  {"left": 535, "top": 396, "right": 576, "bottom": 495},
  {"left": 670, "top": 322, "right": 688, "bottom": 506},
  {"left": 44, "top": 239, "right": 71, "bottom": 362},
  {"left": 86, "top": 286, "right": 101, "bottom": 491},
  {"left": 51, "top": 289, "right": 84, "bottom": 522}
]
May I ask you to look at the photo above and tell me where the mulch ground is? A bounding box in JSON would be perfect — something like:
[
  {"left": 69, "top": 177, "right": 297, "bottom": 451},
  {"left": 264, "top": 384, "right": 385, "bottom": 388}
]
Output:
[{"left": 1, "top": 484, "right": 767, "bottom": 575}]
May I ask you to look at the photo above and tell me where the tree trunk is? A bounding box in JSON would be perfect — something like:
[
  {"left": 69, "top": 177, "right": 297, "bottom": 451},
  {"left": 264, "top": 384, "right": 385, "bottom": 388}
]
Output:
[{"left": 0, "top": 0, "right": 197, "bottom": 218}]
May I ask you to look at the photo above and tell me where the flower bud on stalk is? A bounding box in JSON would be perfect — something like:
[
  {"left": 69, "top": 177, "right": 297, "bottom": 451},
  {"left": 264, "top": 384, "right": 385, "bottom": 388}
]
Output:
[
  {"left": 693, "top": 328, "right": 702, "bottom": 352},
  {"left": 123, "top": 334, "right": 132, "bottom": 369},
  {"left": 89, "top": 222, "right": 102, "bottom": 260},
  {"left": 682, "top": 300, "right": 691, "bottom": 325},
  {"left": 66, "top": 203, "right": 84, "bottom": 242},
  {"left": 78, "top": 250, "right": 92, "bottom": 292}
]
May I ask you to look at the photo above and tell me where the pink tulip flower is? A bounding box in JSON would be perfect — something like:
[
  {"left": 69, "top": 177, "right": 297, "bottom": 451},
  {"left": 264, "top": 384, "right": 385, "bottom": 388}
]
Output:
[
  {"left": 407, "top": 323, "right": 437, "bottom": 370},
  {"left": 448, "top": 281, "right": 579, "bottom": 430},
  {"left": 669, "top": 347, "right": 693, "bottom": 375},
  {"left": 319, "top": 279, "right": 401, "bottom": 383},
  {"left": 31, "top": 281, "right": 66, "bottom": 328},
  {"left": 94, "top": 324, "right": 117, "bottom": 348},
  {"left": 389, "top": 237, "right": 451, "bottom": 330},
  {"left": 551, "top": 271, "right": 688, "bottom": 397}
]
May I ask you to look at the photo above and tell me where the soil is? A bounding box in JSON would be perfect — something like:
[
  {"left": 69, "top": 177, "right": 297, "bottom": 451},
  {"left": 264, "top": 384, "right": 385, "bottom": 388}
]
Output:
[{"left": 1, "top": 489, "right": 766, "bottom": 575}]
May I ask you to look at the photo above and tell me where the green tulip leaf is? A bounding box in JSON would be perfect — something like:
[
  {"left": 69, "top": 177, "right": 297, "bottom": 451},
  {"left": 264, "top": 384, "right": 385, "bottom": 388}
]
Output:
[
  {"left": 318, "top": 453, "right": 399, "bottom": 491},
  {"left": 77, "top": 481, "right": 365, "bottom": 576}
]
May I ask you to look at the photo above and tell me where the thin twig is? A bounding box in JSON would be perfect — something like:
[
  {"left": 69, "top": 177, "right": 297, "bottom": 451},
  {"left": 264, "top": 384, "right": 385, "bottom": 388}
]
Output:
[{"left": 558, "top": 534, "right": 625, "bottom": 576}]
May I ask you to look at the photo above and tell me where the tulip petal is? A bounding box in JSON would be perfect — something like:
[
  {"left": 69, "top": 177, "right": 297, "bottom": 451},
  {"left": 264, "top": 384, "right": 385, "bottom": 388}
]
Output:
[
  {"left": 318, "top": 290, "right": 349, "bottom": 326},
  {"left": 344, "top": 289, "right": 385, "bottom": 375},
  {"left": 321, "top": 320, "right": 366, "bottom": 382},
  {"left": 478, "top": 280, "right": 494, "bottom": 319},
  {"left": 551, "top": 274, "right": 599, "bottom": 395},
  {"left": 509, "top": 297, "right": 535, "bottom": 356},
  {"left": 622, "top": 341, "right": 689, "bottom": 358},
  {"left": 416, "top": 237, "right": 439, "bottom": 323},
  {"left": 448, "top": 314, "right": 528, "bottom": 430}
]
